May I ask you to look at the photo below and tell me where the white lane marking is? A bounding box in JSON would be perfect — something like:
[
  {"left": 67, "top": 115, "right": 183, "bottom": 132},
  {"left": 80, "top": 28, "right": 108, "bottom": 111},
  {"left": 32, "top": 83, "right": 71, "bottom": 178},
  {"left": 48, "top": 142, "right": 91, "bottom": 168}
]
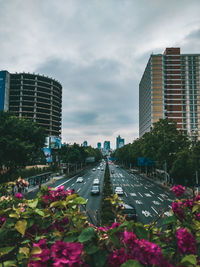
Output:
[
  {"left": 168, "top": 205, "right": 171, "bottom": 209},
  {"left": 164, "top": 211, "right": 172, "bottom": 217},
  {"left": 71, "top": 183, "right": 74, "bottom": 187},
  {"left": 86, "top": 199, "right": 88, "bottom": 202},
  {"left": 150, "top": 191, "right": 154, "bottom": 194},
  {"left": 77, "top": 188, "right": 81, "bottom": 192},
  {"left": 122, "top": 179, "right": 124, "bottom": 182},
  {"left": 135, "top": 200, "right": 143, "bottom": 204},
  {"left": 138, "top": 192, "right": 143, "bottom": 197},
  {"left": 160, "top": 194, "right": 168, "bottom": 198},
  {"left": 84, "top": 182, "right": 86, "bottom": 184},
  {"left": 158, "top": 197, "right": 164, "bottom": 202},
  {"left": 55, "top": 177, "right": 74, "bottom": 188},
  {"left": 144, "top": 186, "right": 148, "bottom": 189},
  {"left": 151, "top": 206, "right": 158, "bottom": 214},
  {"left": 142, "top": 210, "right": 152, "bottom": 217},
  {"left": 144, "top": 193, "right": 152, "bottom": 197},
  {"left": 152, "top": 201, "right": 160, "bottom": 205},
  {"left": 124, "top": 192, "right": 127, "bottom": 197},
  {"left": 167, "top": 198, "right": 173, "bottom": 202},
  {"left": 130, "top": 193, "right": 137, "bottom": 196}
]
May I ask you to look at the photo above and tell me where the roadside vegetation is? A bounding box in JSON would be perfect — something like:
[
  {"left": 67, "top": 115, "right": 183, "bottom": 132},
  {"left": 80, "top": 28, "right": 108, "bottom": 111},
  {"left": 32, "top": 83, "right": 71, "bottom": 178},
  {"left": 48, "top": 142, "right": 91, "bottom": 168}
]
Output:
[
  {"left": 112, "top": 118, "right": 200, "bottom": 187},
  {"left": 0, "top": 183, "right": 200, "bottom": 266}
]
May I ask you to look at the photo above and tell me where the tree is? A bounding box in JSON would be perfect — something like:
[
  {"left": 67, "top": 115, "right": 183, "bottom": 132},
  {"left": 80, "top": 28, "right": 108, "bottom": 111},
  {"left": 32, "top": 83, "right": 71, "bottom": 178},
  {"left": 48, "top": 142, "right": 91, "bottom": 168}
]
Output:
[{"left": 0, "top": 111, "right": 46, "bottom": 180}]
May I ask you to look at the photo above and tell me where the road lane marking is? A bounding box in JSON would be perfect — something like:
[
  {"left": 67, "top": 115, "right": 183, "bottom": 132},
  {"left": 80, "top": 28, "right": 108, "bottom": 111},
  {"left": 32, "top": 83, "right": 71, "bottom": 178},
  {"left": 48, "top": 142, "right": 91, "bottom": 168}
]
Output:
[
  {"left": 150, "top": 191, "right": 154, "bottom": 194},
  {"left": 158, "top": 197, "right": 164, "bottom": 202},
  {"left": 124, "top": 192, "right": 127, "bottom": 197},
  {"left": 152, "top": 201, "right": 160, "bottom": 205},
  {"left": 135, "top": 200, "right": 143, "bottom": 204},
  {"left": 138, "top": 192, "right": 143, "bottom": 197},
  {"left": 144, "top": 193, "right": 152, "bottom": 197},
  {"left": 71, "top": 183, "right": 74, "bottom": 187},
  {"left": 142, "top": 210, "right": 152, "bottom": 217},
  {"left": 168, "top": 205, "right": 171, "bottom": 209},
  {"left": 55, "top": 177, "right": 74, "bottom": 188},
  {"left": 84, "top": 182, "right": 86, "bottom": 184},
  {"left": 144, "top": 186, "right": 148, "bottom": 189},
  {"left": 151, "top": 206, "right": 158, "bottom": 214},
  {"left": 164, "top": 211, "right": 172, "bottom": 217},
  {"left": 77, "top": 188, "right": 81, "bottom": 192},
  {"left": 130, "top": 193, "right": 137, "bottom": 196}
]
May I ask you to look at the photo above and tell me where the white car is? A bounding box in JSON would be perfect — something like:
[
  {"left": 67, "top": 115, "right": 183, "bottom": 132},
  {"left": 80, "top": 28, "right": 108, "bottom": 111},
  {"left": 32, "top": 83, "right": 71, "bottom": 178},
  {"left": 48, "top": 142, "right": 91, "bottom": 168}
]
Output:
[
  {"left": 97, "top": 167, "right": 100, "bottom": 170},
  {"left": 76, "top": 177, "right": 83, "bottom": 183},
  {"left": 115, "top": 186, "right": 123, "bottom": 195},
  {"left": 92, "top": 168, "right": 96, "bottom": 171},
  {"left": 93, "top": 179, "right": 100, "bottom": 185}
]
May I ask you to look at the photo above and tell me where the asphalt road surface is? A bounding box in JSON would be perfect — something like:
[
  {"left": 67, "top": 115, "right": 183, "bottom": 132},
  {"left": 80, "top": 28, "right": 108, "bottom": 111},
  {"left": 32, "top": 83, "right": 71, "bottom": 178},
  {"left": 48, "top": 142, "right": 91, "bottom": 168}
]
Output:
[{"left": 26, "top": 162, "right": 175, "bottom": 226}]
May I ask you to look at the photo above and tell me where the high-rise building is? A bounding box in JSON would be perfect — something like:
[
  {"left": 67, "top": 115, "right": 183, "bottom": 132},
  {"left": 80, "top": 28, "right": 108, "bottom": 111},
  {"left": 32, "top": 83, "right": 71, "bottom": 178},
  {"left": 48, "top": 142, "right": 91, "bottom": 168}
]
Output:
[
  {"left": 0, "top": 70, "right": 62, "bottom": 138},
  {"left": 97, "top": 142, "right": 101, "bottom": 149},
  {"left": 116, "top": 135, "right": 125, "bottom": 149},
  {"left": 139, "top": 48, "right": 200, "bottom": 139},
  {"left": 104, "top": 141, "right": 110, "bottom": 150},
  {"left": 83, "top": 141, "right": 88, "bottom": 147}
]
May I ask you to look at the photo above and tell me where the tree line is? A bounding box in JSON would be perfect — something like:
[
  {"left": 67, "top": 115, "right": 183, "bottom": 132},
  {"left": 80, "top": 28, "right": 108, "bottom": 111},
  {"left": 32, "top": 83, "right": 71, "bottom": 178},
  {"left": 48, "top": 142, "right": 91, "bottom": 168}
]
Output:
[
  {"left": 0, "top": 111, "right": 102, "bottom": 183},
  {"left": 112, "top": 118, "right": 200, "bottom": 186}
]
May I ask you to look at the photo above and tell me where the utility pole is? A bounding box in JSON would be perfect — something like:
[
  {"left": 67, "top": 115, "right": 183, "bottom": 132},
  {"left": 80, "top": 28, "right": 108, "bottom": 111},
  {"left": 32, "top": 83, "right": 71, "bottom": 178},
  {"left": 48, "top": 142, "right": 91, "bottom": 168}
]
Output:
[{"left": 196, "top": 170, "right": 199, "bottom": 195}]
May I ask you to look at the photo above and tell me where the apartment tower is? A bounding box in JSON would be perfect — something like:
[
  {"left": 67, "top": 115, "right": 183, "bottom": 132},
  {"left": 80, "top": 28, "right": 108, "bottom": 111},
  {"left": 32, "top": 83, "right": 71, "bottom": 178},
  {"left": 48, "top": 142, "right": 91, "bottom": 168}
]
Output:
[{"left": 139, "top": 48, "right": 200, "bottom": 139}]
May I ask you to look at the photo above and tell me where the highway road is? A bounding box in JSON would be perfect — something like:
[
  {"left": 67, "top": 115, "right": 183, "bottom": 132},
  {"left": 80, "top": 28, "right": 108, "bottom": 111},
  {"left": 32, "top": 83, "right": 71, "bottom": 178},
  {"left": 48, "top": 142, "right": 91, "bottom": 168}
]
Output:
[
  {"left": 109, "top": 164, "right": 175, "bottom": 225},
  {"left": 27, "top": 161, "right": 175, "bottom": 226}
]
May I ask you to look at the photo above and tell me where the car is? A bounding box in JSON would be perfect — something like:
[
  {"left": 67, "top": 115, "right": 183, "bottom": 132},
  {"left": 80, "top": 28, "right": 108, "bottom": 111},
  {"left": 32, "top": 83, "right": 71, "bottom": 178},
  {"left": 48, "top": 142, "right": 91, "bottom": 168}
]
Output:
[
  {"left": 97, "top": 167, "right": 100, "bottom": 170},
  {"left": 115, "top": 186, "right": 123, "bottom": 195},
  {"left": 101, "top": 168, "right": 104, "bottom": 171},
  {"left": 91, "top": 185, "right": 100, "bottom": 195},
  {"left": 111, "top": 170, "right": 115, "bottom": 174},
  {"left": 93, "top": 179, "right": 100, "bottom": 185},
  {"left": 92, "top": 168, "right": 96, "bottom": 171},
  {"left": 119, "top": 203, "right": 137, "bottom": 221},
  {"left": 76, "top": 177, "right": 83, "bottom": 183}
]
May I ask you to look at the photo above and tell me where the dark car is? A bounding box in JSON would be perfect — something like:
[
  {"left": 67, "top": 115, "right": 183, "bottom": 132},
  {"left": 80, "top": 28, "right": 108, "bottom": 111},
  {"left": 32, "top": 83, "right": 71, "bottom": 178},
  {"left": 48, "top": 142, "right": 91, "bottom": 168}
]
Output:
[
  {"left": 91, "top": 185, "right": 100, "bottom": 195},
  {"left": 119, "top": 203, "right": 137, "bottom": 221},
  {"left": 111, "top": 170, "right": 115, "bottom": 174}
]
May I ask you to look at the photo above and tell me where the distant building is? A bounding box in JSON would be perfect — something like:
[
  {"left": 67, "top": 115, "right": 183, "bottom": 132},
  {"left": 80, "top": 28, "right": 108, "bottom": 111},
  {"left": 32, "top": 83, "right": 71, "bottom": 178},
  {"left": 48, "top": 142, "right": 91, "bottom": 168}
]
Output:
[
  {"left": 83, "top": 141, "right": 88, "bottom": 147},
  {"left": 0, "top": 70, "right": 62, "bottom": 138},
  {"left": 97, "top": 142, "right": 101, "bottom": 149},
  {"left": 116, "top": 135, "right": 125, "bottom": 149},
  {"left": 104, "top": 141, "right": 110, "bottom": 150},
  {"left": 139, "top": 47, "right": 200, "bottom": 140}
]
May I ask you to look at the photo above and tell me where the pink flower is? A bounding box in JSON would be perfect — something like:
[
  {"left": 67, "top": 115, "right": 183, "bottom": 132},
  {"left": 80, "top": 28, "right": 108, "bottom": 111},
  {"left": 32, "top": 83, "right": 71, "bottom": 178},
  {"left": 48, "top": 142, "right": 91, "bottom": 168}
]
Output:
[
  {"left": 172, "top": 202, "right": 185, "bottom": 219},
  {"left": 183, "top": 199, "right": 193, "bottom": 209},
  {"left": 108, "top": 247, "right": 131, "bottom": 267},
  {"left": 51, "top": 241, "right": 83, "bottom": 267},
  {"left": 123, "top": 231, "right": 137, "bottom": 249},
  {"left": 15, "top": 192, "right": 23, "bottom": 199},
  {"left": 176, "top": 228, "right": 196, "bottom": 255},
  {"left": 194, "top": 194, "right": 200, "bottom": 201},
  {"left": 28, "top": 239, "right": 50, "bottom": 267},
  {"left": 172, "top": 185, "right": 185, "bottom": 197}
]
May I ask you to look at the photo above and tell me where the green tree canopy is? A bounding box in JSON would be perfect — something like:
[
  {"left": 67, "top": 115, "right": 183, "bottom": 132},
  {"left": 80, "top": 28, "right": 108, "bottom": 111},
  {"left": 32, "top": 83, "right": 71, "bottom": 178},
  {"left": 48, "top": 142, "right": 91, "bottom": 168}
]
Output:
[{"left": 0, "top": 111, "right": 46, "bottom": 177}]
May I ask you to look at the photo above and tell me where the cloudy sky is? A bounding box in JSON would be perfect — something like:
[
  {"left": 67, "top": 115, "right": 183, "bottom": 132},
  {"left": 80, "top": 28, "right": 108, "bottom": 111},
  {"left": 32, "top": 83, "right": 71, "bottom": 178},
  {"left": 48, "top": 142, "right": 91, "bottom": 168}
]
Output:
[{"left": 1, "top": 0, "right": 200, "bottom": 148}]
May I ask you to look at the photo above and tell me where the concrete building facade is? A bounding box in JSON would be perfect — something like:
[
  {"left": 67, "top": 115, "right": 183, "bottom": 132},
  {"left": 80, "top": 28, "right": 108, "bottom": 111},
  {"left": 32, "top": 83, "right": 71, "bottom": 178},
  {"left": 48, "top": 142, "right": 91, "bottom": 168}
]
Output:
[
  {"left": 139, "top": 48, "right": 200, "bottom": 139},
  {"left": 0, "top": 71, "right": 62, "bottom": 137}
]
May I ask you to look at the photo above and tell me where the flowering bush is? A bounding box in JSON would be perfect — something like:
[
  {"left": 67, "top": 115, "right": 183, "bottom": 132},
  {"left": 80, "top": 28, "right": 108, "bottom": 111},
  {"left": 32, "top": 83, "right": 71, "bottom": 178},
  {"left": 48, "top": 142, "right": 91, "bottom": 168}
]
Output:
[
  {"left": 172, "top": 185, "right": 185, "bottom": 197},
  {"left": 0, "top": 184, "right": 200, "bottom": 266}
]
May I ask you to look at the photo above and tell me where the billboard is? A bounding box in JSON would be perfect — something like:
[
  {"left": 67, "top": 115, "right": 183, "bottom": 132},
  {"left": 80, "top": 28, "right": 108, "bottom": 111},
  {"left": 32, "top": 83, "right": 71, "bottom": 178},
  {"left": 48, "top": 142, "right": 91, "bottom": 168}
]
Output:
[
  {"left": 43, "top": 147, "right": 52, "bottom": 163},
  {"left": 45, "top": 136, "right": 61, "bottom": 149}
]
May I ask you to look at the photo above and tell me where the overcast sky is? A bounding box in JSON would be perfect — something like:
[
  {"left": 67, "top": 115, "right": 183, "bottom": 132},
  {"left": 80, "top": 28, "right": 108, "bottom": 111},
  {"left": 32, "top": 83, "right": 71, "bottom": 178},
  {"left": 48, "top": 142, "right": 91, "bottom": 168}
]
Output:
[{"left": 1, "top": 0, "right": 200, "bottom": 148}]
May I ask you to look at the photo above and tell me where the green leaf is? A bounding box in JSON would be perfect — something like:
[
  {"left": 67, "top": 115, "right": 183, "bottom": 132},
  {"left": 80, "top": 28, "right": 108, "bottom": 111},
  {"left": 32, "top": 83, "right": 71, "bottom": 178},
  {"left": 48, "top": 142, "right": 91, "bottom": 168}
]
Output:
[
  {"left": 93, "top": 250, "right": 107, "bottom": 267},
  {"left": 0, "top": 260, "right": 17, "bottom": 266},
  {"left": 15, "top": 220, "right": 27, "bottom": 236},
  {"left": 28, "top": 199, "right": 38, "bottom": 209},
  {"left": 134, "top": 225, "right": 148, "bottom": 239},
  {"left": 0, "top": 246, "right": 15, "bottom": 256},
  {"left": 121, "top": 259, "right": 144, "bottom": 267},
  {"left": 180, "top": 255, "right": 197, "bottom": 266},
  {"left": 19, "top": 247, "right": 30, "bottom": 257},
  {"left": 85, "top": 244, "right": 98, "bottom": 255},
  {"left": 9, "top": 213, "right": 20, "bottom": 219},
  {"left": 72, "top": 197, "right": 87, "bottom": 205},
  {"left": 31, "top": 246, "right": 42, "bottom": 255},
  {"left": 35, "top": 209, "right": 45, "bottom": 216},
  {"left": 192, "top": 205, "right": 199, "bottom": 213},
  {"left": 64, "top": 234, "right": 78, "bottom": 242},
  {"left": 162, "top": 215, "right": 177, "bottom": 225},
  {"left": 78, "top": 227, "right": 95, "bottom": 242}
]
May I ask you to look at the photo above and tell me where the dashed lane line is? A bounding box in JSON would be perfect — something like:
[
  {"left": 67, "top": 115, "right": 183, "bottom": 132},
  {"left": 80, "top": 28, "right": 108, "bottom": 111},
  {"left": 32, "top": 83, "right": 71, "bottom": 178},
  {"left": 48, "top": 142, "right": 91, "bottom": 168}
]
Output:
[
  {"left": 138, "top": 192, "right": 143, "bottom": 197},
  {"left": 55, "top": 177, "right": 75, "bottom": 188},
  {"left": 151, "top": 206, "right": 158, "bottom": 214},
  {"left": 158, "top": 197, "right": 164, "bottom": 202}
]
